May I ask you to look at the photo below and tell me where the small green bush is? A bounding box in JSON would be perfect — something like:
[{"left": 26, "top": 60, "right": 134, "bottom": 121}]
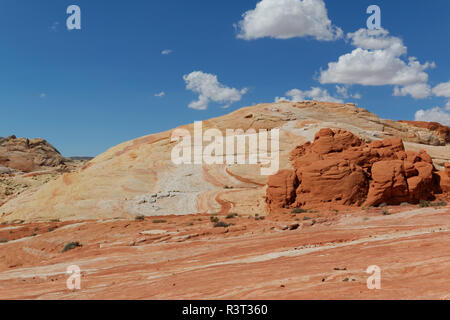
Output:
[
  {"left": 226, "top": 213, "right": 238, "bottom": 219},
  {"left": 432, "top": 201, "right": 447, "bottom": 207},
  {"left": 382, "top": 209, "right": 391, "bottom": 215},
  {"left": 0, "top": 239, "right": 8, "bottom": 243},
  {"left": 400, "top": 202, "right": 410, "bottom": 206},
  {"left": 303, "top": 216, "right": 312, "bottom": 221},
  {"left": 292, "top": 208, "right": 308, "bottom": 214},
  {"left": 62, "top": 242, "right": 82, "bottom": 253},
  {"left": 210, "top": 216, "right": 220, "bottom": 223},
  {"left": 214, "top": 221, "right": 230, "bottom": 228},
  {"left": 419, "top": 200, "right": 430, "bottom": 208},
  {"left": 135, "top": 215, "right": 145, "bottom": 221},
  {"left": 152, "top": 219, "right": 167, "bottom": 224}
]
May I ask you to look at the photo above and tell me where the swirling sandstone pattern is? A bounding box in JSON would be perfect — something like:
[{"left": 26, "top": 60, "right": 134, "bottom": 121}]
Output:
[{"left": 1, "top": 101, "right": 449, "bottom": 223}]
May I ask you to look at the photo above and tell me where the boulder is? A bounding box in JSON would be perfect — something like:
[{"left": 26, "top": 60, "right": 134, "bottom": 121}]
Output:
[
  {"left": 436, "top": 163, "right": 450, "bottom": 193},
  {"left": 398, "top": 120, "right": 450, "bottom": 144},
  {"left": 266, "top": 129, "right": 447, "bottom": 212},
  {"left": 293, "top": 159, "right": 368, "bottom": 207},
  {"left": 0, "top": 136, "right": 66, "bottom": 172},
  {"left": 266, "top": 170, "right": 298, "bottom": 212},
  {"left": 365, "top": 160, "right": 409, "bottom": 207}
]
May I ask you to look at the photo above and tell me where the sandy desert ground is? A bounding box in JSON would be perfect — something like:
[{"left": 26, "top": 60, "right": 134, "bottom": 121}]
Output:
[{"left": 0, "top": 202, "right": 449, "bottom": 300}]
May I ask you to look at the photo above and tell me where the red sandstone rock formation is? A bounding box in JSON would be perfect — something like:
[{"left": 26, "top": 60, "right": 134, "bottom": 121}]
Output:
[
  {"left": 267, "top": 129, "right": 448, "bottom": 212},
  {"left": 398, "top": 120, "right": 450, "bottom": 144},
  {"left": 436, "top": 163, "right": 450, "bottom": 193},
  {"left": 0, "top": 135, "right": 66, "bottom": 173}
]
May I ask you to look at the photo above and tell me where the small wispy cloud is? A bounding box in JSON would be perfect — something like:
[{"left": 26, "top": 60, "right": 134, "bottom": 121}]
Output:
[
  {"left": 40, "top": 93, "right": 46, "bottom": 98},
  {"left": 49, "top": 22, "right": 59, "bottom": 32},
  {"left": 161, "top": 49, "right": 173, "bottom": 55},
  {"left": 155, "top": 91, "right": 165, "bottom": 98}
]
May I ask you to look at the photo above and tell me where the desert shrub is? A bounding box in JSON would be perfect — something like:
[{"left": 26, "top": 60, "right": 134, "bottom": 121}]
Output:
[
  {"left": 378, "top": 203, "right": 388, "bottom": 208},
  {"left": 382, "top": 209, "right": 390, "bottom": 215},
  {"left": 214, "top": 221, "right": 230, "bottom": 228},
  {"left": 432, "top": 201, "right": 447, "bottom": 207},
  {"left": 0, "top": 239, "right": 8, "bottom": 243},
  {"left": 419, "top": 200, "right": 430, "bottom": 208},
  {"left": 292, "top": 208, "right": 308, "bottom": 214},
  {"left": 226, "top": 213, "right": 238, "bottom": 219},
  {"left": 152, "top": 219, "right": 167, "bottom": 224},
  {"left": 255, "top": 216, "right": 265, "bottom": 221},
  {"left": 135, "top": 215, "right": 145, "bottom": 221},
  {"left": 210, "top": 216, "right": 219, "bottom": 223},
  {"left": 303, "top": 216, "right": 312, "bottom": 221},
  {"left": 400, "top": 202, "right": 410, "bottom": 206},
  {"left": 62, "top": 242, "right": 82, "bottom": 253}
]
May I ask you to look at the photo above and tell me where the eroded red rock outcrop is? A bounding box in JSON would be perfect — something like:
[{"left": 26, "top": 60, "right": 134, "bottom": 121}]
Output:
[
  {"left": 436, "top": 163, "right": 450, "bottom": 193},
  {"left": 398, "top": 120, "right": 450, "bottom": 144},
  {"left": 267, "top": 129, "right": 448, "bottom": 212},
  {"left": 0, "top": 135, "right": 66, "bottom": 172}
]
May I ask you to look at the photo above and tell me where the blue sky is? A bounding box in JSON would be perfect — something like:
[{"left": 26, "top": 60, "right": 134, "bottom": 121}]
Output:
[{"left": 0, "top": 0, "right": 449, "bottom": 156}]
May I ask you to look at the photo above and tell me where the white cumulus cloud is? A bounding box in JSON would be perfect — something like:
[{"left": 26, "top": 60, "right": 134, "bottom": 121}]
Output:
[
  {"left": 432, "top": 81, "right": 450, "bottom": 98},
  {"left": 183, "top": 71, "right": 247, "bottom": 110},
  {"left": 335, "top": 85, "right": 362, "bottom": 100},
  {"left": 275, "top": 87, "right": 343, "bottom": 103},
  {"left": 393, "top": 83, "right": 431, "bottom": 100},
  {"left": 155, "top": 91, "right": 165, "bottom": 97},
  {"left": 236, "top": 0, "right": 342, "bottom": 41},
  {"left": 415, "top": 107, "right": 450, "bottom": 126},
  {"left": 319, "top": 28, "right": 435, "bottom": 99},
  {"left": 161, "top": 49, "right": 173, "bottom": 55}
]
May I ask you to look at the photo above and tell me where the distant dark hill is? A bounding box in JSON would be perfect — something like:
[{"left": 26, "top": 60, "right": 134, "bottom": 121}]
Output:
[{"left": 69, "top": 156, "right": 94, "bottom": 161}]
